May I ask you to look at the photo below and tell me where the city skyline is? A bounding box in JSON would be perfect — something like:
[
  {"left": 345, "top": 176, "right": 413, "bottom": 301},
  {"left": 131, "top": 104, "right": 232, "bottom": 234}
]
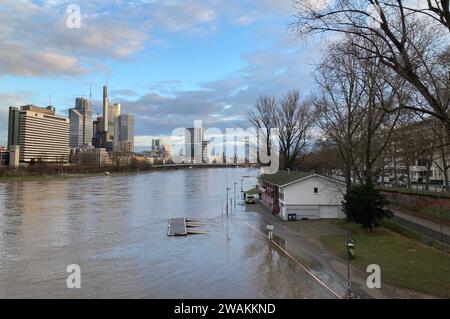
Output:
[{"left": 0, "top": 0, "right": 320, "bottom": 148}]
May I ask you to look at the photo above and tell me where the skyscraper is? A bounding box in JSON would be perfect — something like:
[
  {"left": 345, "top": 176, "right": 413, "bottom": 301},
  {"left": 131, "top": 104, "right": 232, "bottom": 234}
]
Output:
[
  {"left": 113, "top": 114, "right": 134, "bottom": 153},
  {"left": 202, "top": 140, "right": 211, "bottom": 164},
  {"left": 152, "top": 138, "right": 162, "bottom": 151},
  {"left": 92, "top": 116, "right": 104, "bottom": 149},
  {"left": 185, "top": 128, "right": 204, "bottom": 163},
  {"left": 107, "top": 103, "right": 121, "bottom": 142},
  {"left": 103, "top": 83, "right": 109, "bottom": 134},
  {"left": 69, "top": 97, "right": 93, "bottom": 149},
  {"left": 8, "top": 105, "right": 69, "bottom": 163},
  {"left": 7, "top": 107, "right": 20, "bottom": 150}
]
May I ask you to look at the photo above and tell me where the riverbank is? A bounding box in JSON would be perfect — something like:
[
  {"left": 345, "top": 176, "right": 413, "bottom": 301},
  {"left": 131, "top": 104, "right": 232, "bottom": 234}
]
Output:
[
  {"left": 0, "top": 164, "right": 250, "bottom": 183},
  {"left": 247, "top": 201, "right": 441, "bottom": 299}
]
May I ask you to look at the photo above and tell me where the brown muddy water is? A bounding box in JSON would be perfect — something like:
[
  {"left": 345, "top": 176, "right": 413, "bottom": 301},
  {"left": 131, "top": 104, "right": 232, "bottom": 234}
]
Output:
[{"left": 0, "top": 168, "right": 337, "bottom": 298}]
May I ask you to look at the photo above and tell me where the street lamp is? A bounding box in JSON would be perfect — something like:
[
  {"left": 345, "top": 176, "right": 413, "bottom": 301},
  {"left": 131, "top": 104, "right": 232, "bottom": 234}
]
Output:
[
  {"left": 234, "top": 182, "right": 237, "bottom": 209},
  {"left": 241, "top": 178, "right": 244, "bottom": 202},
  {"left": 226, "top": 187, "right": 230, "bottom": 215},
  {"left": 346, "top": 234, "right": 355, "bottom": 299}
]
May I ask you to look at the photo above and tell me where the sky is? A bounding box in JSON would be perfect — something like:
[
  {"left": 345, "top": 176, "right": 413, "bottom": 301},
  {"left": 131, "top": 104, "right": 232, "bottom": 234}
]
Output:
[{"left": 0, "top": 0, "right": 323, "bottom": 148}]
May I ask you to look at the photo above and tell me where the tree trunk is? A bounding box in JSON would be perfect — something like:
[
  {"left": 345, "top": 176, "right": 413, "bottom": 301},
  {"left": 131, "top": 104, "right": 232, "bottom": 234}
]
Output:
[
  {"left": 425, "top": 159, "right": 432, "bottom": 191},
  {"left": 393, "top": 158, "right": 398, "bottom": 187},
  {"left": 345, "top": 162, "right": 352, "bottom": 193},
  {"left": 406, "top": 162, "right": 411, "bottom": 189}
]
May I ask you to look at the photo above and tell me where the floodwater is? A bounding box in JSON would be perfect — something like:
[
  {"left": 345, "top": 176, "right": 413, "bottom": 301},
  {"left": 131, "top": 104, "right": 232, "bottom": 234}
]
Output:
[{"left": 0, "top": 168, "right": 335, "bottom": 298}]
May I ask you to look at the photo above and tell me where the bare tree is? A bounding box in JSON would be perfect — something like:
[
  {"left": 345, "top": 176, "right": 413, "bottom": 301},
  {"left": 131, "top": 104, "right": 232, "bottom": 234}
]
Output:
[
  {"left": 314, "top": 42, "right": 367, "bottom": 189},
  {"left": 292, "top": 0, "right": 450, "bottom": 141},
  {"left": 431, "top": 121, "right": 450, "bottom": 190},
  {"left": 399, "top": 1, "right": 450, "bottom": 32},
  {"left": 301, "top": 141, "right": 345, "bottom": 176},
  {"left": 247, "top": 95, "right": 277, "bottom": 158},
  {"left": 314, "top": 38, "right": 403, "bottom": 187},
  {"left": 275, "top": 91, "right": 316, "bottom": 170},
  {"left": 78, "top": 151, "right": 97, "bottom": 167},
  {"left": 248, "top": 92, "right": 315, "bottom": 171}
]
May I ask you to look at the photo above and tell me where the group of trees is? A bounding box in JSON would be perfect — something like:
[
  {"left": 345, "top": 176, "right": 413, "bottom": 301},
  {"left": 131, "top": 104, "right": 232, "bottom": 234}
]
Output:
[
  {"left": 248, "top": 91, "right": 316, "bottom": 171},
  {"left": 248, "top": 0, "right": 450, "bottom": 228},
  {"left": 292, "top": 0, "right": 450, "bottom": 191}
]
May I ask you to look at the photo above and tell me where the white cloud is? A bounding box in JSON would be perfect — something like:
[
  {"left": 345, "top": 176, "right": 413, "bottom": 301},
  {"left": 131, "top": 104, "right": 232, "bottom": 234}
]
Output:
[
  {"left": 0, "top": 0, "right": 148, "bottom": 76},
  {"left": 0, "top": 43, "right": 87, "bottom": 76}
]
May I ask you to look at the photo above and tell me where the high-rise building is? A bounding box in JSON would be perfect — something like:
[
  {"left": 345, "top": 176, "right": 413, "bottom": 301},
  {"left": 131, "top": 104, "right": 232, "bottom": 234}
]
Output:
[
  {"left": 202, "top": 140, "right": 211, "bottom": 164},
  {"left": 69, "top": 97, "right": 93, "bottom": 149},
  {"left": 185, "top": 128, "right": 204, "bottom": 163},
  {"left": 164, "top": 143, "right": 173, "bottom": 157},
  {"left": 7, "top": 105, "right": 70, "bottom": 163},
  {"left": 7, "top": 107, "right": 20, "bottom": 149},
  {"left": 107, "top": 103, "right": 121, "bottom": 142},
  {"left": 245, "top": 136, "right": 250, "bottom": 164},
  {"left": 92, "top": 116, "right": 106, "bottom": 148},
  {"left": 103, "top": 83, "right": 109, "bottom": 134},
  {"left": 152, "top": 138, "right": 162, "bottom": 151},
  {"left": 113, "top": 114, "right": 134, "bottom": 153},
  {"left": 0, "top": 147, "right": 8, "bottom": 166}
]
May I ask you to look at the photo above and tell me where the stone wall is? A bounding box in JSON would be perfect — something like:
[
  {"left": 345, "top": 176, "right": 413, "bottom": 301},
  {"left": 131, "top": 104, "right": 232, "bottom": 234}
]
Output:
[{"left": 382, "top": 190, "right": 450, "bottom": 210}]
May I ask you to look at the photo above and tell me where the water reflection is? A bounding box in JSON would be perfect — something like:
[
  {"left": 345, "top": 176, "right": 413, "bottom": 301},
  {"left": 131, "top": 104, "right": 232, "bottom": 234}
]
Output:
[{"left": 0, "top": 168, "right": 333, "bottom": 298}]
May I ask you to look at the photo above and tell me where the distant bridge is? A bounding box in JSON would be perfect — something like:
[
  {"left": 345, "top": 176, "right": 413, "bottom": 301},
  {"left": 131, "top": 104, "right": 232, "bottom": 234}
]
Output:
[{"left": 151, "top": 163, "right": 257, "bottom": 169}]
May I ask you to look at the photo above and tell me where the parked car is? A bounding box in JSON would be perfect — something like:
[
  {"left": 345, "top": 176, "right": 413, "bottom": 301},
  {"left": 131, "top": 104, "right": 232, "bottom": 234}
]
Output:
[
  {"left": 376, "top": 176, "right": 391, "bottom": 184},
  {"left": 245, "top": 195, "right": 255, "bottom": 204},
  {"left": 395, "top": 180, "right": 407, "bottom": 187}
]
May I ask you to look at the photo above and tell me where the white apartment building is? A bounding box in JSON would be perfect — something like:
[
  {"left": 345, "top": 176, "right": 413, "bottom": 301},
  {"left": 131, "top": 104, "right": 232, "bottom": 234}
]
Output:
[{"left": 9, "top": 105, "right": 70, "bottom": 163}]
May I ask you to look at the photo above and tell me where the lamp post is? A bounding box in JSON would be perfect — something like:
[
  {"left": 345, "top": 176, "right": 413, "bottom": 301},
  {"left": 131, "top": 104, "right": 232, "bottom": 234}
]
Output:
[
  {"left": 226, "top": 187, "right": 230, "bottom": 215},
  {"left": 346, "top": 233, "right": 355, "bottom": 299},
  {"left": 241, "top": 178, "right": 244, "bottom": 202},
  {"left": 234, "top": 182, "right": 237, "bottom": 209}
]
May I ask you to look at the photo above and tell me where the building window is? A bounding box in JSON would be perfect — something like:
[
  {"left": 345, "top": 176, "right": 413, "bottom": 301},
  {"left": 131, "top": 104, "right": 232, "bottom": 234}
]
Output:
[{"left": 314, "top": 187, "right": 319, "bottom": 195}]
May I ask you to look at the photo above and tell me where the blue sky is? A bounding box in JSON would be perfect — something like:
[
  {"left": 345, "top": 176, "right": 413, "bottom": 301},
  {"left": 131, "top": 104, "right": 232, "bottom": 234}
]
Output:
[{"left": 0, "top": 0, "right": 322, "bottom": 147}]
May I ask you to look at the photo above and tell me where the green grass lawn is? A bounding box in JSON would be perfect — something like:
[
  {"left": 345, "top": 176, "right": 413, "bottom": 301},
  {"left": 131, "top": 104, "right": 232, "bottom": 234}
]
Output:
[
  {"left": 392, "top": 204, "right": 450, "bottom": 223},
  {"left": 320, "top": 222, "right": 450, "bottom": 298},
  {"left": 422, "top": 207, "right": 450, "bottom": 222}
]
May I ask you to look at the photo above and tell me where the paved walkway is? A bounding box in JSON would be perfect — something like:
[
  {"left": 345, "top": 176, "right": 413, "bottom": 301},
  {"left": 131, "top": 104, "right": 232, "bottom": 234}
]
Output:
[
  {"left": 391, "top": 209, "right": 450, "bottom": 245},
  {"left": 246, "top": 201, "right": 434, "bottom": 299}
]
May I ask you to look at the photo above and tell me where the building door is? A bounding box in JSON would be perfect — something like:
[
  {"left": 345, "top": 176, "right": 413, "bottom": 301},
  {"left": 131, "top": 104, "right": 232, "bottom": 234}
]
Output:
[{"left": 319, "top": 206, "right": 339, "bottom": 219}]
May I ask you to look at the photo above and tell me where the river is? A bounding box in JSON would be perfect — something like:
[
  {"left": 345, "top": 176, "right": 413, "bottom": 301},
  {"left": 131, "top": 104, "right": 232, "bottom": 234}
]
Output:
[{"left": 0, "top": 168, "right": 335, "bottom": 298}]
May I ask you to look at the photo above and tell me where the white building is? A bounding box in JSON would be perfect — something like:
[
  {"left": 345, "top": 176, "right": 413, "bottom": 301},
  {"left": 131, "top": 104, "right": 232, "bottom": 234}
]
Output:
[
  {"left": 8, "top": 105, "right": 70, "bottom": 163},
  {"left": 260, "top": 172, "right": 346, "bottom": 220}
]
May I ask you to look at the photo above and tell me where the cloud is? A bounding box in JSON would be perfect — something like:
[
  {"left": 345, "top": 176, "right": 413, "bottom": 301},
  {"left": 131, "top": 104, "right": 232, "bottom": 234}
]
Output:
[
  {"left": 0, "top": 0, "right": 301, "bottom": 78},
  {"left": 112, "top": 43, "right": 317, "bottom": 138},
  {"left": 0, "top": 0, "right": 318, "bottom": 146},
  {"left": 0, "top": 43, "right": 88, "bottom": 76},
  {"left": 111, "top": 89, "right": 140, "bottom": 98},
  {"left": 233, "top": 12, "right": 260, "bottom": 26},
  {"left": 150, "top": 0, "right": 217, "bottom": 33},
  {"left": 0, "top": 0, "right": 148, "bottom": 77},
  {"left": 0, "top": 91, "right": 37, "bottom": 146}
]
